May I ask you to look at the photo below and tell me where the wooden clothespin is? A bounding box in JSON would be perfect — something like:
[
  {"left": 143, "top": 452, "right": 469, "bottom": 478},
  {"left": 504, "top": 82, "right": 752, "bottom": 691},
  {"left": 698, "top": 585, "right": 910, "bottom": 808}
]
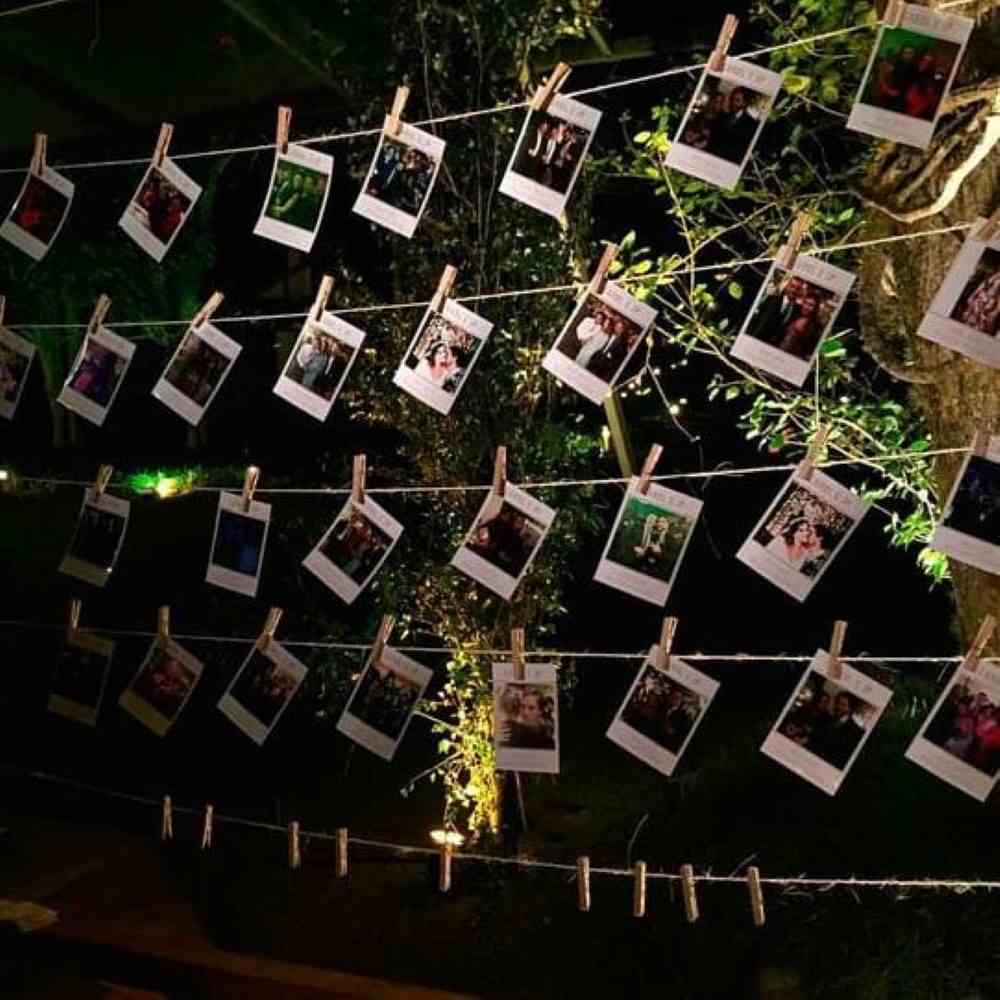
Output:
[
  {"left": 492, "top": 446, "right": 507, "bottom": 498},
  {"left": 201, "top": 804, "right": 214, "bottom": 850},
  {"left": 707, "top": 15, "right": 739, "bottom": 73},
  {"left": 157, "top": 606, "right": 170, "bottom": 645},
  {"left": 29, "top": 133, "right": 47, "bottom": 176},
  {"left": 827, "top": 620, "right": 848, "bottom": 681},
  {"left": 289, "top": 822, "right": 301, "bottom": 869},
  {"left": 256, "top": 607, "right": 283, "bottom": 651},
  {"left": 352, "top": 454, "right": 367, "bottom": 506},
  {"left": 636, "top": 444, "right": 663, "bottom": 496},
  {"left": 798, "top": 426, "right": 830, "bottom": 482},
  {"left": 680, "top": 863, "right": 699, "bottom": 922},
  {"left": 190, "top": 292, "right": 224, "bottom": 330},
  {"left": 67, "top": 598, "right": 81, "bottom": 639},
  {"left": 336, "top": 828, "right": 349, "bottom": 878},
  {"left": 577, "top": 856, "right": 591, "bottom": 912},
  {"left": 153, "top": 123, "right": 174, "bottom": 169},
  {"left": 242, "top": 465, "right": 260, "bottom": 513},
  {"left": 371, "top": 615, "right": 395, "bottom": 665},
  {"left": 386, "top": 86, "right": 410, "bottom": 137},
  {"left": 438, "top": 841, "right": 453, "bottom": 892},
  {"left": 883, "top": 0, "right": 907, "bottom": 28},
  {"left": 431, "top": 265, "right": 458, "bottom": 313},
  {"left": 633, "top": 861, "right": 647, "bottom": 918},
  {"left": 276, "top": 106, "right": 292, "bottom": 155},
  {"left": 0, "top": 295, "right": 6, "bottom": 328},
  {"left": 975, "top": 209, "right": 1000, "bottom": 244},
  {"left": 971, "top": 430, "right": 991, "bottom": 457},
  {"left": 588, "top": 244, "right": 619, "bottom": 296},
  {"left": 962, "top": 615, "right": 996, "bottom": 673},
  {"left": 312, "top": 275, "right": 334, "bottom": 322},
  {"left": 656, "top": 617, "right": 678, "bottom": 672},
  {"left": 747, "top": 866, "right": 765, "bottom": 926},
  {"left": 776, "top": 213, "right": 811, "bottom": 271},
  {"left": 531, "top": 61, "right": 572, "bottom": 113},
  {"left": 94, "top": 464, "right": 114, "bottom": 497},
  {"left": 87, "top": 294, "right": 112, "bottom": 337},
  {"left": 161, "top": 796, "right": 174, "bottom": 841},
  {"left": 511, "top": 627, "right": 526, "bottom": 681}
]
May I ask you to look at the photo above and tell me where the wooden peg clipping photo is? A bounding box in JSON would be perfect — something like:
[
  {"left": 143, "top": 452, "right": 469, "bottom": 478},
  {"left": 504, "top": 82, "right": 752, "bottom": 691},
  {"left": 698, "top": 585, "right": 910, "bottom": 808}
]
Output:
[
  {"left": 531, "top": 61, "right": 571, "bottom": 112},
  {"left": 707, "top": 14, "right": 738, "bottom": 73}
]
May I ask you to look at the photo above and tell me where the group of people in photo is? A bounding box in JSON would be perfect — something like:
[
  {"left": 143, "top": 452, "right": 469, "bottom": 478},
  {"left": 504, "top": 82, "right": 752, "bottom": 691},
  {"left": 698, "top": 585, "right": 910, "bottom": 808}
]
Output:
[
  {"left": 680, "top": 79, "right": 767, "bottom": 165},
  {"left": 0, "top": 344, "right": 29, "bottom": 404},
  {"left": 621, "top": 667, "right": 701, "bottom": 755},
  {"left": 164, "top": 333, "right": 230, "bottom": 406},
  {"left": 745, "top": 273, "right": 839, "bottom": 360},
  {"left": 924, "top": 680, "right": 1000, "bottom": 776},
  {"left": 514, "top": 112, "right": 589, "bottom": 194},
  {"left": 406, "top": 314, "right": 477, "bottom": 393},
  {"left": 265, "top": 163, "right": 329, "bottom": 231},
  {"left": 778, "top": 676, "right": 869, "bottom": 769},
  {"left": 322, "top": 507, "right": 391, "bottom": 583},
  {"left": 285, "top": 327, "right": 354, "bottom": 400},
  {"left": 864, "top": 32, "right": 958, "bottom": 121},
  {"left": 349, "top": 662, "right": 421, "bottom": 740},
  {"left": 756, "top": 485, "right": 854, "bottom": 578},
  {"left": 11, "top": 174, "right": 69, "bottom": 245},
  {"left": 496, "top": 682, "right": 557, "bottom": 749},
  {"left": 130, "top": 168, "right": 191, "bottom": 244},
  {"left": 467, "top": 501, "right": 543, "bottom": 577},
  {"left": 556, "top": 296, "right": 643, "bottom": 382},
  {"left": 131, "top": 648, "right": 196, "bottom": 719},
  {"left": 952, "top": 249, "right": 1000, "bottom": 336},
  {"left": 68, "top": 339, "right": 127, "bottom": 407},
  {"left": 366, "top": 137, "right": 437, "bottom": 216},
  {"left": 231, "top": 653, "right": 298, "bottom": 726}
]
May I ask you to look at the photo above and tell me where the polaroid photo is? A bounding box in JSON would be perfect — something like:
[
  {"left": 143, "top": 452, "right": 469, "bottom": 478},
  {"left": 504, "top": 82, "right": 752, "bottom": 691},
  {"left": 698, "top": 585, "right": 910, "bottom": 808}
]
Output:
[
  {"left": 906, "top": 659, "right": 1000, "bottom": 801},
  {"left": 918, "top": 223, "right": 1000, "bottom": 369},
  {"left": 253, "top": 143, "right": 333, "bottom": 253},
  {"left": 493, "top": 661, "right": 559, "bottom": 773},
  {"left": 57, "top": 324, "right": 136, "bottom": 427},
  {"left": 58, "top": 487, "right": 131, "bottom": 588},
  {"left": 451, "top": 482, "right": 556, "bottom": 601},
  {"left": 205, "top": 490, "right": 272, "bottom": 598},
  {"left": 607, "top": 645, "right": 720, "bottom": 777},
  {"left": 930, "top": 436, "right": 1000, "bottom": 575},
  {"left": 353, "top": 122, "right": 445, "bottom": 239},
  {"left": 393, "top": 298, "right": 493, "bottom": 415},
  {"left": 594, "top": 477, "right": 702, "bottom": 607},
  {"left": 218, "top": 640, "right": 308, "bottom": 746},
  {"left": 737, "top": 469, "right": 867, "bottom": 602},
  {"left": 119, "top": 637, "right": 203, "bottom": 737},
  {"left": 543, "top": 281, "right": 657, "bottom": 405},
  {"left": 303, "top": 494, "right": 403, "bottom": 604},
  {"left": 337, "top": 645, "right": 433, "bottom": 760},
  {"left": 665, "top": 58, "right": 783, "bottom": 191},
  {"left": 48, "top": 631, "right": 114, "bottom": 726},
  {"left": 761, "top": 648, "right": 892, "bottom": 795},
  {"left": 847, "top": 4, "right": 973, "bottom": 150},
  {"left": 119, "top": 157, "right": 202, "bottom": 263},
  {"left": 0, "top": 165, "right": 74, "bottom": 261},
  {"left": 730, "top": 253, "right": 856, "bottom": 386},
  {"left": 0, "top": 326, "right": 36, "bottom": 420},
  {"left": 152, "top": 321, "right": 241, "bottom": 426},
  {"left": 273, "top": 312, "right": 365, "bottom": 422},
  {"left": 499, "top": 93, "right": 601, "bottom": 219}
]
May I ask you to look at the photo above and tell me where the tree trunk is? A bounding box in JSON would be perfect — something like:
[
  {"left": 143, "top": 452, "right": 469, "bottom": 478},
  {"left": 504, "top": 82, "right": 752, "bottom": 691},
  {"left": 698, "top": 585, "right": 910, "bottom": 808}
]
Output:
[{"left": 858, "top": 5, "right": 1000, "bottom": 648}]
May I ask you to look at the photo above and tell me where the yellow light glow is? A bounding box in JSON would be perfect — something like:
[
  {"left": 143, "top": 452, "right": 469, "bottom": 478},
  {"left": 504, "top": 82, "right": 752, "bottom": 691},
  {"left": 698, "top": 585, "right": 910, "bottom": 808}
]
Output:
[
  {"left": 429, "top": 829, "right": 465, "bottom": 847},
  {"left": 0, "top": 469, "right": 8, "bottom": 481},
  {"left": 155, "top": 477, "right": 178, "bottom": 499}
]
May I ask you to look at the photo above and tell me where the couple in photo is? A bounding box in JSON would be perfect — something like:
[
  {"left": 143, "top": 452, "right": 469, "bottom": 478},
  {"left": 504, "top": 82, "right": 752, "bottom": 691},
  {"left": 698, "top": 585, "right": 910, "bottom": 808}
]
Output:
[
  {"left": 952, "top": 250, "right": 1000, "bottom": 336},
  {"left": 165, "top": 336, "right": 229, "bottom": 406},
  {"left": 779, "top": 683, "right": 867, "bottom": 769},
  {"left": 865, "top": 36, "right": 956, "bottom": 121},
  {"left": 132, "top": 170, "right": 189, "bottom": 243},
  {"left": 746, "top": 273, "right": 835, "bottom": 360},
  {"left": 558, "top": 298, "right": 641, "bottom": 381},
  {"left": 68, "top": 341, "right": 126, "bottom": 406},
  {"left": 408, "top": 315, "right": 476, "bottom": 393},
  {"left": 133, "top": 649, "right": 195, "bottom": 718},
  {"left": 468, "top": 502, "right": 541, "bottom": 576},
  {"left": 368, "top": 138, "right": 435, "bottom": 216},
  {"left": 232, "top": 655, "right": 297, "bottom": 725},
  {"left": 517, "top": 114, "right": 586, "bottom": 193},
  {"left": 287, "top": 329, "right": 352, "bottom": 399},
  {"left": 681, "top": 82, "right": 763, "bottom": 165},
  {"left": 12, "top": 175, "right": 69, "bottom": 244},
  {"left": 760, "top": 515, "right": 837, "bottom": 578},
  {"left": 322, "top": 508, "right": 390, "bottom": 582},
  {"left": 266, "top": 165, "right": 328, "bottom": 231},
  {"left": 497, "top": 684, "right": 556, "bottom": 749},
  {"left": 622, "top": 668, "right": 699, "bottom": 755},
  {"left": 925, "top": 682, "right": 1000, "bottom": 776}
]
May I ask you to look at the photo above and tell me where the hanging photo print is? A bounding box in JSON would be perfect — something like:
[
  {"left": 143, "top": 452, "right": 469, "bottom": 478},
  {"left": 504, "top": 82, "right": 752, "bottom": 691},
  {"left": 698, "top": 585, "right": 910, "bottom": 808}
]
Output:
[
  {"left": 761, "top": 648, "right": 892, "bottom": 795},
  {"left": 847, "top": 4, "right": 973, "bottom": 150},
  {"left": 665, "top": 58, "right": 783, "bottom": 191},
  {"left": 0, "top": 326, "right": 35, "bottom": 420},
  {"left": 452, "top": 483, "right": 556, "bottom": 601},
  {"left": 273, "top": 312, "right": 365, "bottom": 422},
  {"left": 730, "top": 253, "right": 855, "bottom": 386},
  {"left": 930, "top": 435, "right": 1000, "bottom": 575},
  {"left": 119, "top": 638, "right": 204, "bottom": 737},
  {"left": 542, "top": 281, "right": 657, "bottom": 405},
  {"left": 906, "top": 658, "right": 1000, "bottom": 801},
  {"left": 353, "top": 122, "right": 445, "bottom": 239},
  {"left": 218, "top": 640, "right": 308, "bottom": 745},
  {"left": 0, "top": 164, "right": 74, "bottom": 261},
  {"left": 48, "top": 631, "right": 114, "bottom": 727},
  {"left": 253, "top": 144, "right": 333, "bottom": 253},
  {"left": 59, "top": 487, "right": 131, "bottom": 588},
  {"left": 918, "top": 223, "right": 1000, "bottom": 368},
  {"left": 57, "top": 324, "right": 136, "bottom": 427},
  {"left": 393, "top": 298, "right": 492, "bottom": 415},
  {"left": 499, "top": 94, "right": 601, "bottom": 219},
  {"left": 337, "top": 645, "right": 433, "bottom": 760},
  {"left": 303, "top": 495, "right": 402, "bottom": 604},
  {"left": 737, "top": 469, "right": 867, "bottom": 602},
  {"left": 205, "top": 491, "right": 272, "bottom": 598},
  {"left": 119, "top": 158, "right": 202, "bottom": 262},
  {"left": 606, "top": 646, "right": 720, "bottom": 777},
  {"left": 594, "top": 477, "right": 702, "bottom": 606},
  {"left": 152, "top": 320, "right": 241, "bottom": 426},
  {"left": 493, "top": 661, "right": 560, "bottom": 773}
]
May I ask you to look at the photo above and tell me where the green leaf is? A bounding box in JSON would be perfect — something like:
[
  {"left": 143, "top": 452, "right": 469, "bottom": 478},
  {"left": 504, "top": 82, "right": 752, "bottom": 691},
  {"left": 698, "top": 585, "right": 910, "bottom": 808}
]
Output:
[
  {"left": 727, "top": 281, "right": 743, "bottom": 300},
  {"left": 633, "top": 131, "right": 651, "bottom": 145},
  {"left": 725, "top": 385, "right": 741, "bottom": 400},
  {"left": 784, "top": 73, "right": 812, "bottom": 95}
]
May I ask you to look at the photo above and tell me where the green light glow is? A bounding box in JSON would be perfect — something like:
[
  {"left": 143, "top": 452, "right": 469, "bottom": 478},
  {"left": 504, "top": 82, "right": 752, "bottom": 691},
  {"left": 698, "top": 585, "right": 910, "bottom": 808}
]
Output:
[{"left": 128, "top": 468, "right": 197, "bottom": 499}]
